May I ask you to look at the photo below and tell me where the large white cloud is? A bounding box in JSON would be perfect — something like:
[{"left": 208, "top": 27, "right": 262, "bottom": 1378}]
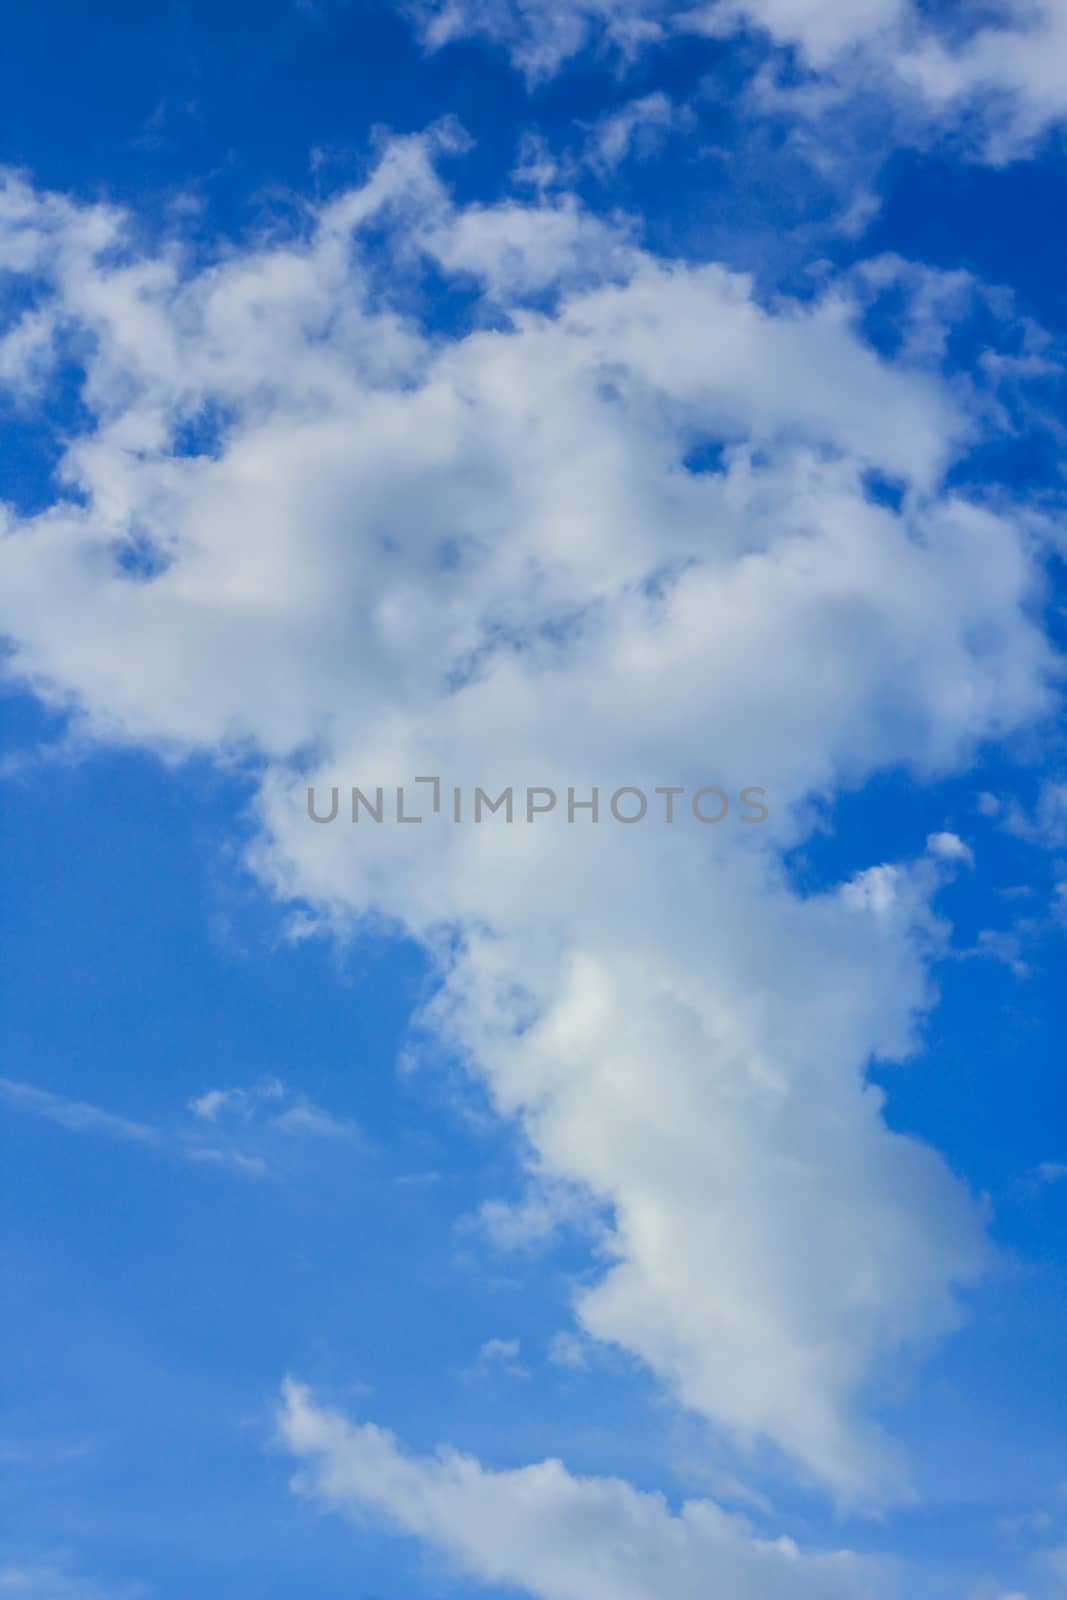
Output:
[{"left": 0, "top": 131, "right": 1058, "bottom": 1516}]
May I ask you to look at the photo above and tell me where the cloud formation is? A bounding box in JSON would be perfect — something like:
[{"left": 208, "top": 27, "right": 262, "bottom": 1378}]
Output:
[
  {"left": 405, "top": 0, "right": 1067, "bottom": 160},
  {"left": 0, "top": 128, "right": 1059, "bottom": 1512},
  {"left": 0, "top": 1078, "right": 159, "bottom": 1145},
  {"left": 0, "top": 1073, "right": 356, "bottom": 1176},
  {"left": 278, "top": 1379, "right": 896, "bottom": 1599}
]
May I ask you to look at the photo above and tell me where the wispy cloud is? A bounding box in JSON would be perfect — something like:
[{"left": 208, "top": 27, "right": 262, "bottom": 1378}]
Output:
[
  {"left": 471, "top": 1337, "right": 530, "bottom": 1380},
  {"left": 180, "top": 1146, "right": 270, "bottom": 1178},
  {"left": 188, "top": 1079, "right": 362, "bottom": 1144},
  {"left": 1, "top": 1075, "right": 359, "bottom": 1178},
  {"left": 0, "top": 1079, "right": 158, "bottom": 1145},
  {"left": 187, "top": 1078, "right": 284, "bottom": 1122},
  {"left": 0, "top": 1563, "right": 145, "bottom": 1599},
  {"left": 272, "top": 1102, "right": 361, "bottom": 1141},
  {"left": 997, "top": 780, "right": 1067, "bottom": 849}
]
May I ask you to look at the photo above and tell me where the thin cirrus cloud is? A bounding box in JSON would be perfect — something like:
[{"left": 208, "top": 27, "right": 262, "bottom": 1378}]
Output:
[
  {"left": 472, "top": 1337, "right": 531, "bottom": 1379},
  {"left": 188, "top": 1079, "right": 362, "bottom": 1141},
  {"left": 186, "top": 1078, "right": 285, "bottom": 1122},
  {"left": 0, "top": 1074, "right": 358, "bottom": 1174},
  {"left": 0, "top": 1565, "right": 143, "bottom": 1600},
  {"left": 0, "top": 1077, "right": 159, "bottom": 1146}
]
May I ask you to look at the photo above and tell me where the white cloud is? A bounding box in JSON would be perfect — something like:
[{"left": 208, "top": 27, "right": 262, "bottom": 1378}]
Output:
[
  {"left": 188, "top": 1080, "right": 360, "bottom": 1141},
  {"left": 403, "top": 0, "right": 906, "bottom": 81},
  {"left": 1005, "top": 782, "right": 1067, "bottom": 848},
  {"left": 182, "top": 1144, "right": 270, "bottom": 1177},
  {"left": 548, "top": 1330, "right": 591, "bottom": 1369},
  {"left": 891, "top": 0, "right": 1067, "bottom": 163},
  {"left": 0, "top": 137, "right": 1059, "bottom": 1507},
  {"left": 404, "top": 0, "right": 1067, "bottom": 160},
  {"left": 405, "top": 0, "right": 668, "bottom": 81},
  {"left": 474, "top": 1176, "right": 597, "bottom": 1251},
  {"left": 474, "top": 1336, "right": 531, "bottom": 1377},
  {"left": 187, "top": 1078, "right": 284, "bottom": 1121},
  {"left": 478, "top": 1335, "right": 522, "bottom": 1360},
  {"left": 0, "top": 1078, "right": 159, "bottom": 1145},
  {"left": 971, "top": 927, "right": 1032, "bottom": 979},
  {"left": 272, "top": 1102, "right": 362, "bottom": 1141},
  {"left": 583, "top": 92, "right": 689, "bottom": 174},
  {"left": 278, "top": 1379, "right": 897, "bottom": 1598},
  {"left": 684, "top": 0, "right": 909, "bottom": 68},
  {"left": 0, "top": 1075, "right": 269, "bottom": 1175},
  {"left": 0, "top": 1565, "right": 143, "bottom": 1600},
  {"left": 0, "top": 1072, "right": 352, "bottom": 1176},
  {"left": 926, "top": 831, "right": 974, "bottom": 866}
]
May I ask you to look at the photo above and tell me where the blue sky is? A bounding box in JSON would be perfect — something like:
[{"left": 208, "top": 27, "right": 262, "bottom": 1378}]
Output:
[{"left": 3, "top": 3, "right": 1067, "bottom": 1598}]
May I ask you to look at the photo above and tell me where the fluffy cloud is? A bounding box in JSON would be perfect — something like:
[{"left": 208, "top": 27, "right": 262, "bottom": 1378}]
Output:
[
  {"left": 278, "top": 1379, "right": 896, "bottom": 1599},
  {"left": 405, "top": 0, "right": 1067, "bottom": 160},
  {"left": 0, "top": 131, "right": 1059, "bottom": 1511},
  {"left": 403, "top": 0, "right": 908, "bottom": 80},
  {"left": 405, "top": 0, "right": 670, "bottom": 80},
  {"left": 926, "top": 831, "right": 974, "bottom": 866},
  {"left": 891, "top": 1, "right": 1067, "bottom": 162}
]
